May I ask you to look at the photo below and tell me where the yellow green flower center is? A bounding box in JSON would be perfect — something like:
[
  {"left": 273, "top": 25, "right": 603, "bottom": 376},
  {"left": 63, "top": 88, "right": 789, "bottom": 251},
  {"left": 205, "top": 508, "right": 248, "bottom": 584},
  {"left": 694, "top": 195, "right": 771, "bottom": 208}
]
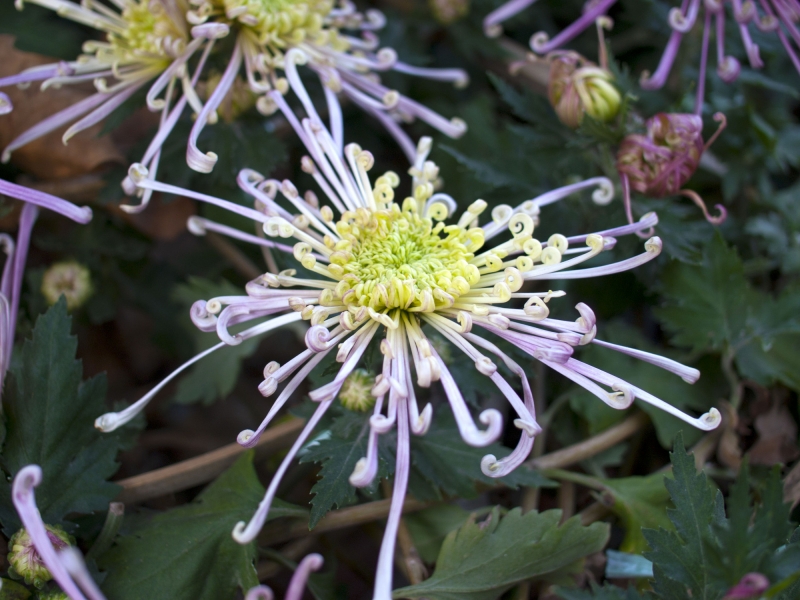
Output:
[
  {"left": 328, "top": 200, "right": 484, "bottom": 313},
  {"left": 215, "top": 0, "right": 339, "bottom": 48},
  {"left": 107, "top": 1, "right": 185, "bottom": 62}
]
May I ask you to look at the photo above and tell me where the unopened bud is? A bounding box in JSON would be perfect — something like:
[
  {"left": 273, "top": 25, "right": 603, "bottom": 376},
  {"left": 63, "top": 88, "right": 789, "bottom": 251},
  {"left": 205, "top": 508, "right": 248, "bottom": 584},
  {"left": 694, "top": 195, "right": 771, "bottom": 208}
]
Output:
[
  {"left": 8, "top": 525, "right": 72, "bottom": 588},
  {"left": 339, "top": 369, "right": 377, "bottom": 412},
  {"left": 549, "top": 52, "right": 620, "bottom": 129},
  {"left": 429, "top": 0, "right": 469, "bottom": 24},
  {"left": 616, "top": 112, "right": 704, "bottom": 197},
  {"left": 41, "top": 261, "right": 93, "bottom": 310}
]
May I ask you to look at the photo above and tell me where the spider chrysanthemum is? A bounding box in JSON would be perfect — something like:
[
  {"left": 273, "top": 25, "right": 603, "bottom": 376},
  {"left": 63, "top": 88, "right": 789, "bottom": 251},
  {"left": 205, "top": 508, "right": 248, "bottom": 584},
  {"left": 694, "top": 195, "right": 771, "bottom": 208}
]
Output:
[
  {"left": 96, "top": 81, "right": 721, "bottom": 595},
  {"left": 2, "top": 0, "right": 467, "bottom": 211}
]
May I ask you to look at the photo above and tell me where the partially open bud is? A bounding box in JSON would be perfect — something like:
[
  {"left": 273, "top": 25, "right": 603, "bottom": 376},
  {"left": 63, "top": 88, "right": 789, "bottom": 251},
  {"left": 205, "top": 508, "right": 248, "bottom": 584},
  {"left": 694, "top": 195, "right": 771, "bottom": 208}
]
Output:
[
  {"left": 617, "top": 113, "right": 704, "bottom": 197},
  {"left": 339, "top": 369, "right": 377, "bottom": 412},
  {"left": 7, "top": 525, "right": 72, "bottom": 588},
  {"left": 617, "top": 112, "right": 727, "bottom": 225},
  {"left": 549, "top": 52, "right": 621, "bottom": 129},
  {"left": 430, "top": 0, "right": 469, "bottom": 25},
  {"left": 41, "top": 261, "right": 93, "bottom": 310}
]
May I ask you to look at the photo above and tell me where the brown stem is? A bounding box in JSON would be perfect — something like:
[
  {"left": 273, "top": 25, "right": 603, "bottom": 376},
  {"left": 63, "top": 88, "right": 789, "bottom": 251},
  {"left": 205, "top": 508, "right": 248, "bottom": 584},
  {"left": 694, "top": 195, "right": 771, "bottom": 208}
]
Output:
[
  {"left": 526, "top": 412, "right": 649, "bottom": 471},
  {"left": 259, "top": 497, "right": 430, "bottom": 547},
  {"left": 115, "top": 418, "right": 305, "bottom": 504}
]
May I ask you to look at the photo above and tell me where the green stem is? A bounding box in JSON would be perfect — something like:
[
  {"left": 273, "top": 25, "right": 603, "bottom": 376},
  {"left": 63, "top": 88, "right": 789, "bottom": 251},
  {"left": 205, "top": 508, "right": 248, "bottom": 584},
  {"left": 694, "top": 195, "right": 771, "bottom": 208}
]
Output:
[{"left": 86, "top": 502, "right": 124, "bottom": 561}]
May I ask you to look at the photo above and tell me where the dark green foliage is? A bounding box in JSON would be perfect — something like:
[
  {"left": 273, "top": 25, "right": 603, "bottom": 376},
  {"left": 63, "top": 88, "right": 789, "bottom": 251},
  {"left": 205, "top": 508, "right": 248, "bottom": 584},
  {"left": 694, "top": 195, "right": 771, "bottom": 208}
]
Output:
[
  {"left": 0, "top": 300, "right": 121, "bottom": 536},
  {"left": 394, "top": 507, "right": 609, "bottom": 600},
  {"left": 99, "top": 452, "right": 306, "bottom": 600}
]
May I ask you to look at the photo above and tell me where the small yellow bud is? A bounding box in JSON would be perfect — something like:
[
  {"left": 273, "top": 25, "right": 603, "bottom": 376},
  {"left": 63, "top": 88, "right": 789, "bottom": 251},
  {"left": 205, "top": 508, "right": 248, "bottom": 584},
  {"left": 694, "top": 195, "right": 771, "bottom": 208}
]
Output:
[
  {"left": 549, "top": 53, "right": 621, "bottom": 129},
  {"left": 41, "top": 261, "right": 93, "bottom": 310}
]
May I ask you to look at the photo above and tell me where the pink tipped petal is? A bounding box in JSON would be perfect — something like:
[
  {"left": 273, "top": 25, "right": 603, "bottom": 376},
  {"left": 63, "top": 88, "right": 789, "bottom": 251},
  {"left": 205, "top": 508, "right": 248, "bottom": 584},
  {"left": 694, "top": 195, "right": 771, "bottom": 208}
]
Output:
[
  {"left": 0, "top": 178, "right": 91, "bottom": 224},
  {"left": 62, "top": 83, "right": 142, "bottom": 143},
  {"left": 187, "top": 41, "right": 242, "bottom": 173},
  {"left": 530, "top": 0, "right": 618, "bottom": 54},
  {"left": 12, "top": 466, "right": 87, "bottom": 600},
  {"left": 232, "top": 398, "right": 336, "bottom": 544},
  {"left": 245, "top": 586, "right": 275, "bottom": 600},
  {"left": 59, "top": 547, "right": 107, "bottom": 600},
  {"left": 2, "top": 92, "right": 108, "bottom": 162},
  {"left": 373, "top": 398, "right": 410, "bottom": 600},
  {"left": 286, "top": 554, "right": 324, "bottom": 600},
  {"left": 483, "top": 0, "right": 541, "bottom": 36},
  {"left": 591, "top": 338, "right": 701, "bottom": 383}
]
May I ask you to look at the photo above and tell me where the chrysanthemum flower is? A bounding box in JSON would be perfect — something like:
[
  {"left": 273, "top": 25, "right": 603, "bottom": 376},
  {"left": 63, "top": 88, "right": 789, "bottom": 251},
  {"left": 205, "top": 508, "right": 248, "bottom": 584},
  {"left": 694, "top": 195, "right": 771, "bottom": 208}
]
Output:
[
  {"left": 0, "top": 179, "right": 93, "bottom": 392},
  {"left": 95, "top": 78, "right": 720, "bottom": 597},
  {"left": 484, "top": 0, "right": 800, "bottom": 112},
  {"left": 11, "top": 465, "right": 108, "bottom": 600},
  {"left": 3, "top": 0, "right": 467, "bottom": 212}
]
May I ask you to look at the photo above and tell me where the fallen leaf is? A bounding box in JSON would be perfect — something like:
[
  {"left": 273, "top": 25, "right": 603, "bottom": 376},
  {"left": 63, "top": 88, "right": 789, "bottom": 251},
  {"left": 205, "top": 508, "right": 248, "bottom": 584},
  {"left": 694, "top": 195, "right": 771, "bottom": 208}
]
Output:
[
  {"left": 783, "top": 460, "right": 800, "bottom": 510},
  {"left": 0, "top": 35, "right": 123, "bottom": 179},
  {"left": 747, "top": 401, "right": 799, "bottom": 466}
]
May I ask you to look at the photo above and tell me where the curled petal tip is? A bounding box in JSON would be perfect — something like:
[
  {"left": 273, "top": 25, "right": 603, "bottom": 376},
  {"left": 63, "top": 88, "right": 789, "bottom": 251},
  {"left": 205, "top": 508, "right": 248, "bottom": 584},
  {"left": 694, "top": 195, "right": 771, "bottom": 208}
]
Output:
[
  {"left": 645, "top": 236, "right": 662, "bottom": 254},
  {"left": 245, "top": 585, "right": 275, "bottom": 600},
  {"left": 186, "top": 216, "right": 207, "bottom": 236},
  {"left": 484, "top": 23, "right": 502, "bottom": 38},
  {"left": 0, "top": 93, "right": 12, "bottom": 115},
  {"left": 513, "top": 418, "right": 541, "bottom": 437},
  {"left": 592, "top": 178, "right": 614, "bottom": 205},
  {"left": 237, "top": 429, "right": 259, "bottom": 447},
  {"left": 127, "top": 163, "right": 149, "bottom": 185},
  {"left": 529, "top": 31, "right": 550, "bottom": 54},
  {"left": 13, "top": 465, "right": 43, "bottom": 494},
  {"left": 231, "top": 521, "right": 251, "bottom": 544},
  {"left": 699, "top": 407, "right": 722, "bottom": 430},
  {"left": 95, "top": 412, "right": 121, "bottom": 432},
  {"left": 187, "top": 148, "right": 218, "bottom": 174},
  {"left": 480, "top": 454, "right": 500, "bottom": 477}
]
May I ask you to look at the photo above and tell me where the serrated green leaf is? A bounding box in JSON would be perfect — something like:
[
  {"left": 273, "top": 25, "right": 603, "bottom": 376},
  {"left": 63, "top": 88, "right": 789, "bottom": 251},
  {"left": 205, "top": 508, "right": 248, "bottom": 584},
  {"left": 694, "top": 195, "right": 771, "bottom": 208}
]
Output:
[
  {"left": 99, "top": 452, "right": 306, "bottom": 600},
  {"left": 643, "top": 434, "right": 724, "bottom": 599},
  {"left": 393, "top": 507, "right": 609, "bottom": 600},
  {"left": 299, "top": 412, "right": 394, "bottom": 528},
  {"left": 656, "top": 235, "right": 756, "bottom": 353},
  {"left": 0, "top": 300, "right": 120, "bottom": 535}
]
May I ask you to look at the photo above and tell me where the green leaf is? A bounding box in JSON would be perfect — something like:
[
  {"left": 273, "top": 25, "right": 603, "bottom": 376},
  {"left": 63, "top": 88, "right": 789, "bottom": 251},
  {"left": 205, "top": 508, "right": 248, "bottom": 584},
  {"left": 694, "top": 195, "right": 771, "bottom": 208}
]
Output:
[
  {"left": 643, "top": 434, "right": 724, "bottom": 599},
  {"left": 393, "top": 507, "right": 609, "bottom": 600},
  {"left": 410, "top": 413, "right": 556, "bottom": 499},
  {"left": 171, "top": 277, "right": 261, "bottom": 405},
  {"left": 405, "top": 504, "right": 475, "bottom": 563},
  {"left": 0, "top": 300, "right": 120, "bottom": 535},
  {"left": 0, "top": 578, "right": 31, "bottom": 600},
  {"left": 556, "top": 581, "right": 646, "bottom": 599},
  {"left": 656, "top": 234, "right": 756, "bottom": 353},
  {"left": 99, "top": 452, "right": 306, "bottom": 600},
  {"left": 600, "top": 474, "right": 672, "bottom": 554},
  {"left": 299, "top": 412, "right": 394, "bottom": 528}
]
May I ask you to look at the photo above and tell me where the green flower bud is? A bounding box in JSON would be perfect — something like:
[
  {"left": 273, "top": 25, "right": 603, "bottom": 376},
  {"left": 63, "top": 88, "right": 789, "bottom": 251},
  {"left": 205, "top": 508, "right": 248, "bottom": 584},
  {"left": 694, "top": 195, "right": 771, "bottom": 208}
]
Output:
[
  {"left": 339, "top": 369, "right": 377, "bottom": 412},
  {"left": 429, "top": 0, "right": 469, "bottom": 25},
  {"left": 548, "top": 52, "right": 621, "bottom": 129},
  {"left": 36, "top": 590, "right": 69, "bottom": 600},
  {"left": 7, "top": 525, "right": 72, "bottom": 589},
  {"left": 41, "top": 261, "right": 92, "bottom": 310}
]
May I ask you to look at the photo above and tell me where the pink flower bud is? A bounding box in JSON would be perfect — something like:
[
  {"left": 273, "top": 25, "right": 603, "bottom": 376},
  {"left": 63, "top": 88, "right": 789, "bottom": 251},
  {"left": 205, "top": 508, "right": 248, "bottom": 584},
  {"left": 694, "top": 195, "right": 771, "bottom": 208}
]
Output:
[{"left": 723, "top": 572, "right": 770, "bottom": 599}]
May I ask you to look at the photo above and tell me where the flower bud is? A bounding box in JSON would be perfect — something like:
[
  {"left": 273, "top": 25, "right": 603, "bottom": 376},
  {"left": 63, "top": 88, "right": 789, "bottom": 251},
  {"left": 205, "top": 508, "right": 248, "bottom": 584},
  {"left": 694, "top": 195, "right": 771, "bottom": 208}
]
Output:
[
  {"left": 723, "top": 573, "right": 769, "bottom": 600},
  {"left": 41, "top": 261, "right": 93, "bottom": 310},
  {"left": 339, "top": 369, "right": 377, "bottom": 412},
  {"left": 616, "top": 112, "right": 703, "bottom": 197},
  {"left": 36, "top": 591, "right": 69, "bottom": 600},
  {"left": 549, "top": 52, "right": 621, "bottom": 129},
  {"left": 7, "top": 525, "right": 72, "bottom": 588},
  {"left": 429, "top": 0, "right": 469, "bottom": 25}
]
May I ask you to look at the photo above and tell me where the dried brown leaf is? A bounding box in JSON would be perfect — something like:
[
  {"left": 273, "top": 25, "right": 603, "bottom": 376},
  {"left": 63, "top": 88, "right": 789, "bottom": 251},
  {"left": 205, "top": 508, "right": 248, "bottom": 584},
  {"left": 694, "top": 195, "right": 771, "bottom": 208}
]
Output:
[
  {"left": 747, "top": 401, "right": 800, "bottom": 466},
  {"left": 0, "top": 35, "right": 124, "bottom": 179}
]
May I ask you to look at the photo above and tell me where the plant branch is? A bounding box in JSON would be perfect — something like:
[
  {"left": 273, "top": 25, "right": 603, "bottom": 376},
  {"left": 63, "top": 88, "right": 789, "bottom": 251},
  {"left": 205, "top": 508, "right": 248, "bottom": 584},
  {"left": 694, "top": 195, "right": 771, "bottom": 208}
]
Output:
[{"left": 115, "top": 418, "right": 305, "bottom": 504}]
